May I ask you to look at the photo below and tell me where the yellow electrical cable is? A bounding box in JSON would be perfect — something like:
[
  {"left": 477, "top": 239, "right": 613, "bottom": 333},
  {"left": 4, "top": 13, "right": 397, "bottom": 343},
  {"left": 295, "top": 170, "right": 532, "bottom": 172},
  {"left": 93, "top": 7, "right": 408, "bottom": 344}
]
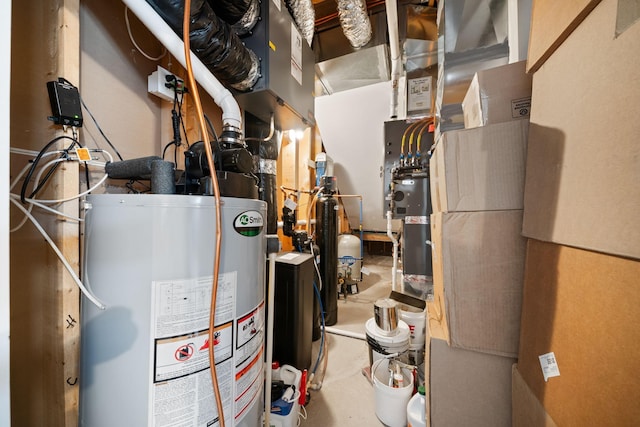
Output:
[
  {"left": 182, "top": 3, "right": 226, "bottom": 427},
  {"left": 400, "top": 120, "right": 423, "bottom": 160},
  {"left": 415, "top": 119, "right": 434, "bottom": 154},
  {"left": 408, "top": 118, "right": 429, "bottom": 158}
]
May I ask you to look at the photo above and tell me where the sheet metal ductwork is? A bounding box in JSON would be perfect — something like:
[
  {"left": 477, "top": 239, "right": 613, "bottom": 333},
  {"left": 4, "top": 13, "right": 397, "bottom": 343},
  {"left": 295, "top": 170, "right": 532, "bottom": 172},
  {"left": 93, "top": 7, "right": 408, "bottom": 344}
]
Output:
[
  {"left": 284, "top": 0, "right": 315, "bottom": 46},
  {"left": 145, "top": 0, "right": 259, "bottom": 91},
  {"left": 207, "top": 0, "right": 260, "bottom": 36}
]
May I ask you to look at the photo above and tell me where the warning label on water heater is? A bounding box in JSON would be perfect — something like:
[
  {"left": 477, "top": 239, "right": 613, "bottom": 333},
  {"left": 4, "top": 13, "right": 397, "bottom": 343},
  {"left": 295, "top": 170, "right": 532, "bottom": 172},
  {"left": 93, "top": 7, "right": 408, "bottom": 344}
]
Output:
[{"left": 150, "top": 273, "right": 236, "bottom": 426}]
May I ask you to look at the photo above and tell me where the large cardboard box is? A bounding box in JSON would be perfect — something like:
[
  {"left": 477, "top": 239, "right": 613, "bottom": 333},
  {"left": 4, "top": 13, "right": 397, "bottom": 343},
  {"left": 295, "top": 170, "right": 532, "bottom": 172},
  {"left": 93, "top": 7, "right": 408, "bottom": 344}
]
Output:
[
  {"left": 522, "top": 0, "right": 640, "bottom": 260},
  {"left": 527, "top": 0, "right": 601, "bottom": 72},
  {"left": 512, "top": 365, "right": 557, "bottom": 427},
  {"left": 430, "top": 120, "right": 529, "bottom": 213},
  {"left": 425, "top": 337, "right": 515, "bottom": 427},
  {"left": 428, "top": 210, "right": 526, "bottom": 357},
  {"left": 518, "top": 239, "right": 640, "bottom": 426},
  {"left": 462, "top": 61, "right": 532, "bottom": 129}
]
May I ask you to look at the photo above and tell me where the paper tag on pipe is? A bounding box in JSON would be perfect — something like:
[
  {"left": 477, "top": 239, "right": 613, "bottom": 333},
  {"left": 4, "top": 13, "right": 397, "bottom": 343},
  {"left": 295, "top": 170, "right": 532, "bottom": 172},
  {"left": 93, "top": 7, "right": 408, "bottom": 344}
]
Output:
[
  {"left": 538, "top": 352, "right": 560, "bottom": 382},
  {"left": 360, "top": 266, "right": 371, "bottom": 276},
  {"left": 284, "top": 198, "right": 297, "bottom": 211}
]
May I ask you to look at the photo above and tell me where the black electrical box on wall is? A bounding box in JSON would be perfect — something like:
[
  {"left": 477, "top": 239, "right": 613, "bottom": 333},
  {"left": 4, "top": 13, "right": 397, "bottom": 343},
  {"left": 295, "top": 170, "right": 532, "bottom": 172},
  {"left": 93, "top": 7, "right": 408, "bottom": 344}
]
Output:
[
  {"left": 47, "top": 80, "right": 83, "bottom": 127},
  {"left": 271, "top": 252, "right": 315, "bottom": 371}
]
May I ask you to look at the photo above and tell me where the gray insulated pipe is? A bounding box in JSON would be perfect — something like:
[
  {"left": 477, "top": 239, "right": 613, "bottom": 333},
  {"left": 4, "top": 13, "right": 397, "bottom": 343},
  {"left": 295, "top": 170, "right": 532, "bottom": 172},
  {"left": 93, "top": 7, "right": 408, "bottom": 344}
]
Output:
[
  {"left": 285, "top": 0, "right": 315, "bottom": 46},
  {"left": 207, "top": 0, "right": 260, "bottom": 36},
  {"left": 146, "top": 0, "right": 259, "bottom": 91},
  {"left": 337, "top": 0, "right": 372, "bottom": 48}
]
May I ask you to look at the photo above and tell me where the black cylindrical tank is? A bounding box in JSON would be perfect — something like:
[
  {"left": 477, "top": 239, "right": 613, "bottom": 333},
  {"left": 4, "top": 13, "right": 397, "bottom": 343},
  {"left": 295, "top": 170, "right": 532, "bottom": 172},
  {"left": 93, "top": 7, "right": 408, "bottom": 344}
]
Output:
[{"left": 316, "top": 192, "right": 338, "bottom": 326}]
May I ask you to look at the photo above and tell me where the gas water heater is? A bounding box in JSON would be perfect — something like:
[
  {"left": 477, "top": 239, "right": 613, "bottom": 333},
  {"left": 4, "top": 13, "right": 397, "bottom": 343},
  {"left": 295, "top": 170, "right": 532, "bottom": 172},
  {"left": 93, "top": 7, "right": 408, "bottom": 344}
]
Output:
[{"left": 80, "top": 194, "right": 266, "bottom": 427}]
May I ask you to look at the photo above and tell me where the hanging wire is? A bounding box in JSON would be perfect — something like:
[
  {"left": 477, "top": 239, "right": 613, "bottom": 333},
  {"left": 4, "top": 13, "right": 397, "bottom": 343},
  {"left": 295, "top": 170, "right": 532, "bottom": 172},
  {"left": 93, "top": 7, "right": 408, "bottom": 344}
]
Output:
[{"left": 124, "top": 6, "right": 167, "bottom": 61}]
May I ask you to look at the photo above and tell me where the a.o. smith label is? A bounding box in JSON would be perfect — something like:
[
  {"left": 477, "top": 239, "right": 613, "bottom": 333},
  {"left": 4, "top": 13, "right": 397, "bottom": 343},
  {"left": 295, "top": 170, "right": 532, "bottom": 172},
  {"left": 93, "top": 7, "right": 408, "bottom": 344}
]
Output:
[{"left": 233, "top": 211, "right": 264, "bottom": 237}]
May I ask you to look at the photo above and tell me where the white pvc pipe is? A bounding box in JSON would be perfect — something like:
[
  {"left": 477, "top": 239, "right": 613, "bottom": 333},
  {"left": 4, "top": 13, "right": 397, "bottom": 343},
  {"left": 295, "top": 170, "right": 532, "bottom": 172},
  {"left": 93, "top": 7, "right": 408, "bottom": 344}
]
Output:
[
  {"left": 122, "top": 0, "right": 242, "bottom": 130},
  {"left": 264, "top": 251, "right": 277, "bottom": 427},
  {"left": 385, "top": 0, "right": 401, "bottom": 118},
  {"left": 386, "top": 211, "right": 398, "bottom": 291},
  {"left": 323, "top": 326, "right": 366, "bottom": 341}
]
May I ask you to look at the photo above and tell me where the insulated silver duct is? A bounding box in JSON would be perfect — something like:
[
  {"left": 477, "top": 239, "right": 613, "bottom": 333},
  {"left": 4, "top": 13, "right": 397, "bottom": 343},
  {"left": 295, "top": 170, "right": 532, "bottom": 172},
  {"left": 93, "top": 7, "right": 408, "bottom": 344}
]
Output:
[
  {"left": 285, "top": 0, "right": 315, "bottom": 46},
  {"left": 337, "top": 0, "right": 372, "bottom": 49}
]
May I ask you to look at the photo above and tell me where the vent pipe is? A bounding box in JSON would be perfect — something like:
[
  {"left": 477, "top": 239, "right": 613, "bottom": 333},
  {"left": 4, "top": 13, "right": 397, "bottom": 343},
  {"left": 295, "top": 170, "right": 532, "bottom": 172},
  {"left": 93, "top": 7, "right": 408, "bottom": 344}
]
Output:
[
  {"left": 385, "top": 0, "right": 401, "bottom": 118},
  {"left": 122, "top": 0, "right": 242, "bottom": 129},
  {"left": 337, "top": 0, "right": 372, "bottom": 49}
]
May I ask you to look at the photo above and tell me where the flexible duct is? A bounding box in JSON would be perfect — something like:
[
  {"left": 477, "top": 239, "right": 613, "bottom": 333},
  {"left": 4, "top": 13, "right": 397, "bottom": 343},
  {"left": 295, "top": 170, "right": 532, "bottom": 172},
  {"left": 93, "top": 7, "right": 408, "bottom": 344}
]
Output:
[
  {"left": 285, "top": 0, "right": 315, "bottom": 46},
  {"left": 123, "top": 0, "right": 241, "bottom": 129},
  {"left": 145, "top": 0, "right": 259, "bottom": 91},
  {"left": 207, "top": 0, "right": 260, "bottom": 36},
  {"left": 337, "top": 0, "right": 372, "bottom": 49}
]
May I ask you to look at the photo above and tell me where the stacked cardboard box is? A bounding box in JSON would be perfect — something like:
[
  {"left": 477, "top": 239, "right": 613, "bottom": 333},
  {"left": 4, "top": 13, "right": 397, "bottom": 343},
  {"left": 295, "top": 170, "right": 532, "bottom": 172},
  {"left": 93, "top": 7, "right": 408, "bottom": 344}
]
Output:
[
  {"left": 514, "top": 0, "right": 640, "bottom": 425},
  {"left": 425, "top": 61, "right": 531, "bottom": 426},
  {"left": 462, "top": 61, "right": 532, "bottom": 129}
]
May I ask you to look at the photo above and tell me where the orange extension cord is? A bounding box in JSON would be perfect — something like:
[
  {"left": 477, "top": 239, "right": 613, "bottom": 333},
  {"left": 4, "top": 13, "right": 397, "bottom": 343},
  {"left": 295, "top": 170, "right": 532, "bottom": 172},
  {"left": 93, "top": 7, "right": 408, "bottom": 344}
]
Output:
[{"left": 182, "top": 2, "right": 226, "bottom": 426}]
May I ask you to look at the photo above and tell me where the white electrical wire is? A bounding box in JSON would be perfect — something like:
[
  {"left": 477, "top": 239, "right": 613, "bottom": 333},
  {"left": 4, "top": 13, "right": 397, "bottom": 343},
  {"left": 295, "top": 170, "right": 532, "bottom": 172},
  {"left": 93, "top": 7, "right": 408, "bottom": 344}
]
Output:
[
  {"left": 124, "top": 6, "right": 167, "bottom": 61},
  {"left": 9, "top": 197, "right": 106, "bottom": 310},
  {"left": 9, "top": 150, "right": 112, "bottom": 232},
  {"left": 9, "top": 194, "right": 83, "bottom": 231},
  {"left": 11, "top": 158, "right": 75, "bottom": 232},
  {"left": 9, "top": 150, "right": 66, "bottom": 191},
  {"left": 26, "top": 150, "right": 113, "bottom": 204}
]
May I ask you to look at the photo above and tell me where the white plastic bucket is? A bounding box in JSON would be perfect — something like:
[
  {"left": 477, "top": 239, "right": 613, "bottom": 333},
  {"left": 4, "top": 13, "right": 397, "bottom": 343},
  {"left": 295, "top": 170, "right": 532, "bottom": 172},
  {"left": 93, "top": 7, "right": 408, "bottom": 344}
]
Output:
[
  {"left": 372, "top": 358, "right": 414, "bottom": 427},
  {"left": 365, "top": 317, "right": 410, "bottom": 366},
  {"left": 400, "top": 307, "right": 426, "bottom": 349}
]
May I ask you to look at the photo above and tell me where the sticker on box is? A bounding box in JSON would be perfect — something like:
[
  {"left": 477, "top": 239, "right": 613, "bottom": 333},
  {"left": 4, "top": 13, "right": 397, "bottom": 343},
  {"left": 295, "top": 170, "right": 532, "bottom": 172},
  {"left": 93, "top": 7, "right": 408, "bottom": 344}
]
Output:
[
  {"left": 538, "top": 351, "right": 561, "bottom": 382},
  {"left": 511, "top": 97, "right": 531, "bottom": 118}
]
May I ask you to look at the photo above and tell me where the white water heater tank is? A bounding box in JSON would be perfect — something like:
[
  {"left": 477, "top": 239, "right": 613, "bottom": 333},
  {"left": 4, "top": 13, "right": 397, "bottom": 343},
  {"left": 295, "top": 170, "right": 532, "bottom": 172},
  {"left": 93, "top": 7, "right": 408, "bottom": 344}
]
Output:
[{"left": 80, "top": 194, "right": 266, "bottom": 427}]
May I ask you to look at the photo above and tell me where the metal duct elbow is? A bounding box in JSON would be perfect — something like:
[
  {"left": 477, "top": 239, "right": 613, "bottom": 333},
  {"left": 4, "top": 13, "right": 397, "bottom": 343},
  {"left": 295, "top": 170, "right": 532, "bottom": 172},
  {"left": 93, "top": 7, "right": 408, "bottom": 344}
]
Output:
[
  {"left": 207, "top": 0, "right": 260, "bottom": 36},
  {"left": 285, "top": 0, "right": 315, "bottom": 46},
  {"left": 146, "top": 0, "right": 259, "bottom": 91},
  {"left": 337, "top": 0, "right": 372, "bottom": 49}
]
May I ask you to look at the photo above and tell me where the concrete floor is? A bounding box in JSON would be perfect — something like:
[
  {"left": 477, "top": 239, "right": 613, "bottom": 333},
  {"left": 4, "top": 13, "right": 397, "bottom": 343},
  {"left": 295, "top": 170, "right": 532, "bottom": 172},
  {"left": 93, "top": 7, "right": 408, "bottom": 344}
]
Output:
[{"left": 302, "top": 255, "right": 399, "bottom": 427}]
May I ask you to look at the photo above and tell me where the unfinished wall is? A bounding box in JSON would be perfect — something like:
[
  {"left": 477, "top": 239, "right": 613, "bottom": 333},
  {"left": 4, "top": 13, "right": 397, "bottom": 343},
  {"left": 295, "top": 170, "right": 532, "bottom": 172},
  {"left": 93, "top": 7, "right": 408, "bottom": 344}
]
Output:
[
  {"left": 10, "top": 1, "right": 81, "bottom": 425},
  {"left": 1, "top": 1, "right": 12, "bottom": 424},
  {"left": 315, "top": 80, "right": 400, "bottom": 233},
  {"left": 9, "top": 1, "right": 173, "bottom": 425}
]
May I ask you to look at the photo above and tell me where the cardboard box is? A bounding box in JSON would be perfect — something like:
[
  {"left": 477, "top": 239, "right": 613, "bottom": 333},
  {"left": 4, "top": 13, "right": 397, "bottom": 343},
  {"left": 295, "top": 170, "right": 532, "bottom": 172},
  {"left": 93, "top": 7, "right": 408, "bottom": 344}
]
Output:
[
  {"left": 522, "top": 0, "right": 640, "bottom": 260},
  {"left": 430, "top": 120, "right": 529, "bottom": 213},
  {"left": 518, "top": 239, "right": 640, "bottom": 426},
  {"left": 527, "top": 0, "right": 601, "bottom": 72},
  {"left": 425, "top": 337, "right": 515, "bottom": 427},
  {"left": 462, "top": 61, "right": 532, "bottom": 129},
  {"left": 429, "top": 210, "right": 526, "bottom": 358},
  {"left": 512, "top": 365, "right": 557, "bottom": 427}
]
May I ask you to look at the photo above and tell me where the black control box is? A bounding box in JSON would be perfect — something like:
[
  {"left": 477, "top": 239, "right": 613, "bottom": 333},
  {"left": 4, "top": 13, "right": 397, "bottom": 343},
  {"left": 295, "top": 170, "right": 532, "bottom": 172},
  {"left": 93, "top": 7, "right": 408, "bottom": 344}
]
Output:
[{"left": 47, "top": 80, "right": 83, "bottom": 127}]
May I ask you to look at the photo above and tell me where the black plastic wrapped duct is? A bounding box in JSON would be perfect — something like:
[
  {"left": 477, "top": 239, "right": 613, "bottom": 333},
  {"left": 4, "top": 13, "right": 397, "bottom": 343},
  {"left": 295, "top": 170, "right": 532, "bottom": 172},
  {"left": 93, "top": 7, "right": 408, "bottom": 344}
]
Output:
[
  {"left": 206, "top": 0, "right": 259, "bottom": 35},
  {"left": 146, "top": 0, "right": 259, "bottom": 91}
]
